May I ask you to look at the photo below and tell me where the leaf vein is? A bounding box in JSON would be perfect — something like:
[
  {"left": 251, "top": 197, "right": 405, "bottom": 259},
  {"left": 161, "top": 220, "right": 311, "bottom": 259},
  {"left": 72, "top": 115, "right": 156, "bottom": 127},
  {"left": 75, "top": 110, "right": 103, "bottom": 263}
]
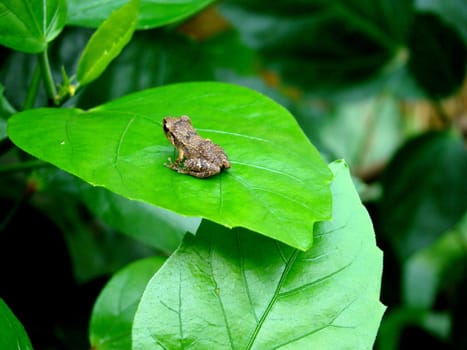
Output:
[
  {"left": 231, "top": 161, "right": 305, "bottom": 184},
  {"left": 271, "top": 296, "right": 359, "bottom": 349},
  {"left": 113, "top": 116, "right": 135, "bottom": 183},
  {"left": 278, "top": 262, "right": 352, "bottom": 298},
  {"left": 197, "top": 128, "right": 273, "bottom": 143},
  {"left": 246, "top": 249, "right": 300, "bottom": 349},
  {"left": 209, "top": 243, "right": 235, "bottom": 348},
  {"left": 237, "top": 232, "right": 259, "bottom": 323}
]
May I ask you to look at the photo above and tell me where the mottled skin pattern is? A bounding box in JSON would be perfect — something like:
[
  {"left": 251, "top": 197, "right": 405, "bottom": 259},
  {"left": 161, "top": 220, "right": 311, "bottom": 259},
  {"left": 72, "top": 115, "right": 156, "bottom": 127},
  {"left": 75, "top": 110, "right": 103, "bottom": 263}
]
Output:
[{"left": 163, "top": 115, "right": 231, "bottom": 178}]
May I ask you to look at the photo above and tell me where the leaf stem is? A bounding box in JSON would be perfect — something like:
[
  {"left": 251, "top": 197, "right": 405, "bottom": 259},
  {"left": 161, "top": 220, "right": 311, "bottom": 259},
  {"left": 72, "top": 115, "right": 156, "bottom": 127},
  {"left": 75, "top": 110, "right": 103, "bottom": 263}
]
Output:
[
  {"left": 38, "top": 48, "right": 57, "bottom": 104},
  {"left": 23, "top": 61, "right": 42, "bottom": 110}
]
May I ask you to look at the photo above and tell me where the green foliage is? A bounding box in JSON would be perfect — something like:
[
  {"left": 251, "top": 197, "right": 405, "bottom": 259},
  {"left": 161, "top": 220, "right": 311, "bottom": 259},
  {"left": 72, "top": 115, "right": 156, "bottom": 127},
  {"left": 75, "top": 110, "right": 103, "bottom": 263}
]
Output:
[
  {"left": 0, "top": 299, "right": 33, "bottom": 350},
  {"left": 8, "top": 82, "right": 333, "bottom": 251},
  {"left": 132, "top": 161, "right": 385, "bottom": 349},
  {"left": 76, "top": 0, "right": 139, "bottom": 86},
  {"left": 0, "top": 0, "right": 67, "bottom": 53},
  {"left": 89, "top": 257, "right": 166, "bottom": 350},
  {"left": 1, "top": 0, "right": 466, "bottom": 349}
]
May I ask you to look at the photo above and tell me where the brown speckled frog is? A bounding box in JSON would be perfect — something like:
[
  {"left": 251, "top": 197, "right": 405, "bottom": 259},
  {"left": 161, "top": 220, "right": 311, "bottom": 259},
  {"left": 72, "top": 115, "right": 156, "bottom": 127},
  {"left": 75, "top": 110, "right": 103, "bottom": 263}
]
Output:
[{"left": 163, "top": 115, "right": 231, "bottom": 178}]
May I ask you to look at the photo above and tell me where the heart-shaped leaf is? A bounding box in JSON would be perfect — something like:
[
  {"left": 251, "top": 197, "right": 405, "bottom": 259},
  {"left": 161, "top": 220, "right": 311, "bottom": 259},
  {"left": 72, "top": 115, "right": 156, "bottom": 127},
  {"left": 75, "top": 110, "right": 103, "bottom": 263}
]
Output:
[
  {"left": 67, "top": 0, "right": 215, "bottom": 29},
  {"left": 7, "top": 82, "right": 333, "bottom": 250},
  {"left": 0, "top": 0, "right": 67, "bottom": 53},
  {"left": 132, "top": 160, "right": 385, "bottom": 349}
]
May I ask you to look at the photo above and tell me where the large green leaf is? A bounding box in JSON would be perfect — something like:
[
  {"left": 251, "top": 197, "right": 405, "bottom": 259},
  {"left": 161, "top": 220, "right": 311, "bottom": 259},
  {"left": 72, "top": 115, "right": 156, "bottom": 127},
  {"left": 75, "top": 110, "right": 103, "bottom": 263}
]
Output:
[
  {"left": 7, "top": 82, "right": 333, "bottom": 250},
  {"left": 0, "top": 299, "right": 33, "bottom": 350},
  {"left": 89, "top": 257, "right": 166, "bottom": 350},
  {"left": 67, "top": 0, "right": 215, "bottom": 29},
  {"left": 132, "top": 160, "right": 385, "bottom": 349},
  {"left": 76, "top": 0, "right": 139, "bottom": 87},
  {"left": 0, "top": 0, "right": 67, "bottom": 53}
]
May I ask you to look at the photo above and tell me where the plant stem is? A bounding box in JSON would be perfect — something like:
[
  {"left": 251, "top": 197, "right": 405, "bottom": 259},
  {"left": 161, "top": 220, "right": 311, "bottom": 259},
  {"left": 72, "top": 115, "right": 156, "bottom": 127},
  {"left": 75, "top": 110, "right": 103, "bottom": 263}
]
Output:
[
  {"left": 38, "top": 48, "right": 57, "bottom": 104},
  {"left": 23, "top": 61, "right": 42, "bottom": 110}
]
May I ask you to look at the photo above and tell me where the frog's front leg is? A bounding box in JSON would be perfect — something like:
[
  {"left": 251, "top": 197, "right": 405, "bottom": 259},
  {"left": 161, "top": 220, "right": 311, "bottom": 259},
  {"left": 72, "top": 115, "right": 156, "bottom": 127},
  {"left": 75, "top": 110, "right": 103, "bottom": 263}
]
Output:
[
  {"left": 183, "top": 158, "right": 221, "bottom": 178},
  {"left": 165, "top": 148, "right": 185, "bottom": 170}
]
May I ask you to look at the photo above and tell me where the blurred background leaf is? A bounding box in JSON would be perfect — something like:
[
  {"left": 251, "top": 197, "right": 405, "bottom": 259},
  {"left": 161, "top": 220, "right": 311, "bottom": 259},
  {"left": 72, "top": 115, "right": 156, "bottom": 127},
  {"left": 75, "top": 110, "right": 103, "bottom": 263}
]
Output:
[
  {"left": 0, "top": 0, "right": 67, "bottom": 53},
  {"left": 408, "top": 13, "right": 467, "bottom": 98},
  {"left": 402, "top": 212, "right": 467, "bottom": 309},
  {"left": 379, "top": 130, "right": 467, "bottom": 260}
]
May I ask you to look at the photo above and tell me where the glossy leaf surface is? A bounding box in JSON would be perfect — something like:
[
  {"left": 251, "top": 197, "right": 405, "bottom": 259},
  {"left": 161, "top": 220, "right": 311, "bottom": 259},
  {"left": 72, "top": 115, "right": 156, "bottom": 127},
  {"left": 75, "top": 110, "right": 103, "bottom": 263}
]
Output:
[
  {"left": 132, "top": 160, "right": 385, "bottom": 349},
  {"left": 0, "top": 0, "right": 67, "bottom": 53},
  {"left": 7, "top": 82, "right": 333, "bottom": 250},
  {"left": 67, "top": 0, "right": 215, "bottom": 29}
]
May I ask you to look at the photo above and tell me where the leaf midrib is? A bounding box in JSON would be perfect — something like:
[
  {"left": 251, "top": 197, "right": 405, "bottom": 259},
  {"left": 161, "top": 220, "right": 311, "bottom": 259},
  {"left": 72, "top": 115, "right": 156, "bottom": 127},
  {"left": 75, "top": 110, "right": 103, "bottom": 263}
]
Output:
[{"left": 245, "top": 249, "right": 300, "bottom": 349}]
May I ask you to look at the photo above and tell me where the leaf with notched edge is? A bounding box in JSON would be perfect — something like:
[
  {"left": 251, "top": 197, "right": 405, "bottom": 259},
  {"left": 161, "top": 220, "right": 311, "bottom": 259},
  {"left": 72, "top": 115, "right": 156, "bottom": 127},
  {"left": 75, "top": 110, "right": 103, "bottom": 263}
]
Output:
[{"left": 132, "top": 160, "right": 385, "bottom": 349}]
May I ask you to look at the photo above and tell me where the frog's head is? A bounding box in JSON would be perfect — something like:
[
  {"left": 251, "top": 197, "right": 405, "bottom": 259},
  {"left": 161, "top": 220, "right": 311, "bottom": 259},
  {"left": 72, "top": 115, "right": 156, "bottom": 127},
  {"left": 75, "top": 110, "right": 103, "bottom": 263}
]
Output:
[{"left": 163, "top": 115, "right": 192, "bottom": 145}]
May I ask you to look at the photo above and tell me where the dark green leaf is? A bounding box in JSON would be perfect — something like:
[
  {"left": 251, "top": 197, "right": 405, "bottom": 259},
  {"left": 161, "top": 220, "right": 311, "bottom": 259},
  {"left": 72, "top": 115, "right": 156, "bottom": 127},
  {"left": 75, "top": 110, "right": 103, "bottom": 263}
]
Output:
[
  {"left": 80, "top": 186, "right": 198, "bottom": 252},
  {"left": 8, "top": 82, "right": 333, "bottom": 251},
  {"left": 0, "top": 298, "right": 33, "bottom": 350},
  {"left": 77, "top": 30, "right": 217, "bottom": 108},
  {"left": 89, "top": 257, "right": 166, "bottom": 350},
  {"left": 76, "top": 0, "right": 139, "bottom": 86},
  {"left": 220, "top": 0, "right": 413, "bottom": 94},
  {"left": 408, "top": 13, "right": 467, "bottom": 98},
  {"left": 416, "top": 0, "right": 467, "bottom": 44},
  {"left": 380, "top": 130, "right": 467, "bottom": 260},
  {"left": 132, "top": 160, "right": 385, "bottom": 349},
  {"left": 0, "top": 83, "right": 16, "bottom": 118},
  {"left": 31, "top": 168, "right": 158, "bottom": 282},
  {"left": 0, "top": 0, "right": 67, "bottom": 53},
  {"left": 67, "top": 0, "right": 215, "bottom": 29},
  {"left": 77, "top": 30, "right": 259, "bottom": 109}
]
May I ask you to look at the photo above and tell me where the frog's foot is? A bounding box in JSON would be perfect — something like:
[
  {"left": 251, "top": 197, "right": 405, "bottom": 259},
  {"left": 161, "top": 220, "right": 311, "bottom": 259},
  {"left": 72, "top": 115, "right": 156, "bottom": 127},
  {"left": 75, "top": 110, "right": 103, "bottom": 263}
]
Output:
[
  {"left": 165, "top": 158, "right": 188, "bottom": 174},
  {"left": 164, "top": 157, "right": 173, "bottom": 167}
]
